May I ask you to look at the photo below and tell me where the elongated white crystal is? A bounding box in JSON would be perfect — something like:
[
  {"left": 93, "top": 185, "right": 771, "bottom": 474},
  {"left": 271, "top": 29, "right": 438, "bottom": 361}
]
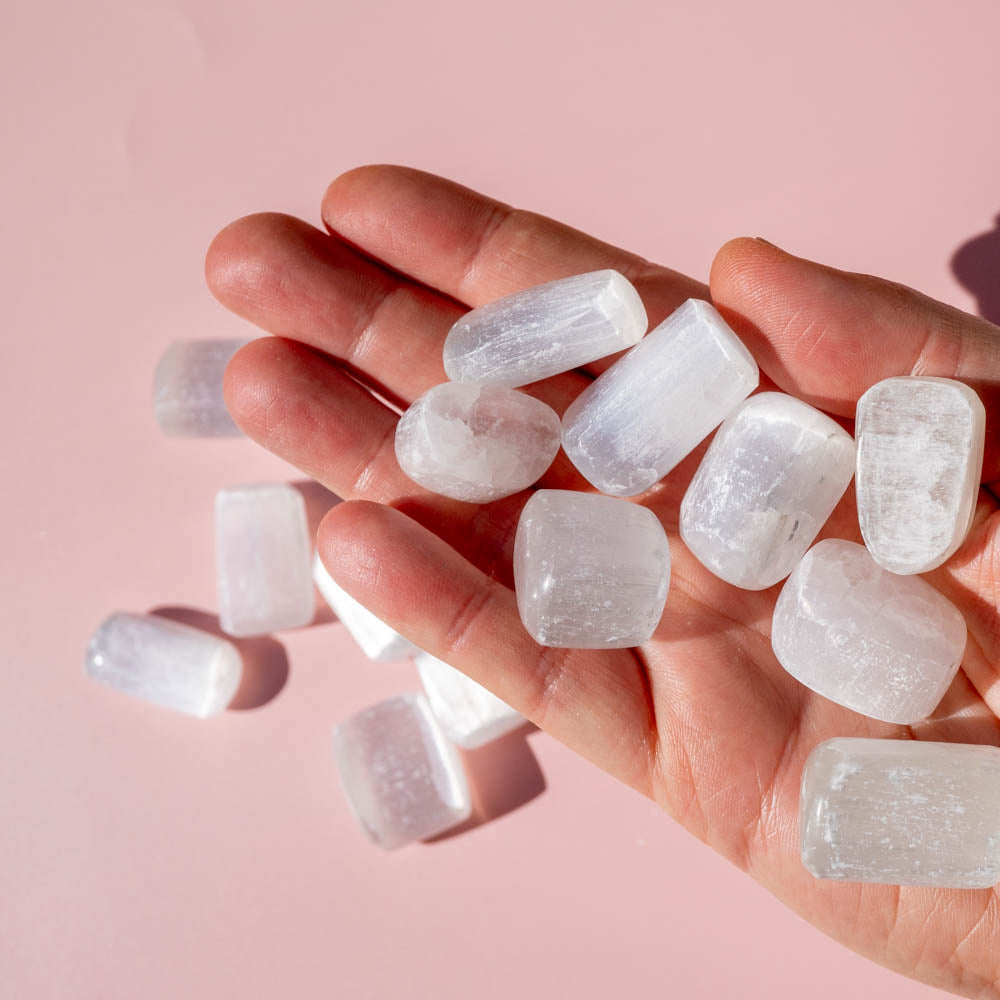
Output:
[
  {"left": 394, "top": 382, "right": 561, "bottom": 503},
  {"left": 415, "top": 651, "right": 524, "bottom": 749},
  {"left": 85, "top": 612, "right": 242, "bottom": 717},
  {"left": 562, "top": 299, "right": 758, "bottom": 496},
  {"left": 514, "top": 489, "right": 670, "bottom": 648},
  {"left": 801, "top": 738, "right": 1000, "bottom": 888},
  {"left": 772, "top": 540, "right": 967, "bottom": 724},
  {"left": 333, "top": 693, "right": 471, "bottom": 849},
  {"left": 856, "top": 376, "right": 985, "bottom": 574},
  {"left": 680, "top": 393, "right": 856, "bottom": 590},
  {"left": 215, "top": 484, "right": 314, "bottom": 637},
  {"left": 153, "top": 339, "right": 247, "bottom": 437},
  {"left": 443, "top": 270, "right": 647, "bottom": 388}
]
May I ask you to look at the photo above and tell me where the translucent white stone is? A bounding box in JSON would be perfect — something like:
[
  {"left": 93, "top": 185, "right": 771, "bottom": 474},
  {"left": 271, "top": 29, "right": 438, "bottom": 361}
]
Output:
[
  {"left": 333, "top": 693, "right": 471, "bottom": 849},
  {"left": 313, "top": 553, "right": 417, "bottom": 661},
  {"left": 772, "top": 540, "right": 967, "bottom": 724},
  {"left": 85, "top": 612, "right": 242, "bottom": 717},
  {"left": 415, "top": 651, "right": 524, "bottom": 749},
  {"left": 562, "top": 299, "right": 759, "bottom": 497},
  {"left": 394, "top": 382, "right": 561, "bottom": 503},
  {"left": 801, "top": 738, "right": 1000, "bottom": 888},
  {"left": 856, "top": 376, "right": 985, "bottom": 574},
  {"left": 153, "top": 339, "right": 247, "bottom": 437},
  {"left": 215, "top": 484, "right": 314, "bottom": 637},
  {"left": 443, "top": 270, "right": 647, "bottom": 388},
  {"left": 513, "top": 489, "right": 670, "bottom": 648},
  {"left": 680, "top": 393, "right": 856, "bottom": 590}
]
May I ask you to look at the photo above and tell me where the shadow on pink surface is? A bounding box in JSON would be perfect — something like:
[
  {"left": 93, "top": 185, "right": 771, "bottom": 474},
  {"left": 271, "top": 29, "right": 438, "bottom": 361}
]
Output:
[{"left": 953, "top": 212, "right": 1000, "bottom": 325}]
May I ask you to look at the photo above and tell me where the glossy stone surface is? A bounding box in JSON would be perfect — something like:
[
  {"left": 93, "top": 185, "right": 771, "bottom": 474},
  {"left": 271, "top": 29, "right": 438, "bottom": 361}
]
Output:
[
  {"left": 415, "top": 651, "right": 524, "bottom": 749},
  {"left": 333, "top": 693, "right": 471, "bottom": 849},
  {"left": 772, "top": 540, "right": 967, "bottom": 724},
  {"left": 394, "top": 382, "right": 561, "bottom": 503},
  {"left": 801, "top": 738, "right": 1000, "bottom": 888},
  {"left": 85, "top": 612, "right": 242, "bottom": 717},
  {"left": 153, "top": 338, "right": 247, "bottom": 437},
  {"left": 215, "top": 484, "right": 314, "bottom": 637},
  {"left": 856, "top": 376, "right": 985, "bottom": 574},
  {"left": 313, "top": 553, "right": 416, "bottom": 661},
  {"left": 562, "top": 299, "right": 758, "bottom": 496},
  {"left": 680, "top": 393, "right": 856, "bottom": 590},
  {"left": 443, "top": 270, "right": 647, "bottom": 388},
  {"left": 513, "top": 489, "right": 670, "bottom": 648}
]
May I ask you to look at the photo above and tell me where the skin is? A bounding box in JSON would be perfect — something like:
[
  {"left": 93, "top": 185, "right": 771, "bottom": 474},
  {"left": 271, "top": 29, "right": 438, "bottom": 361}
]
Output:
[{"left": 206, "top": 165, "right": 1000, "bottom": 997}]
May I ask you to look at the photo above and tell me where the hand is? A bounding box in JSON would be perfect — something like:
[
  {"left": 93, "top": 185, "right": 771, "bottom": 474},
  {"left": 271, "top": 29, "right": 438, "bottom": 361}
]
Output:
[{"left": 206, "top": 166, "right": 1000, "bottom": 998}]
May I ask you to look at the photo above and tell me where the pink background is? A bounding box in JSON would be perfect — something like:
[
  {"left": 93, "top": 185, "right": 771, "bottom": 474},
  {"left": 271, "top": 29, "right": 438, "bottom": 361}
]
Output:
[{"left": 4, "top": 1, "right": 1000, "bottom": 997}]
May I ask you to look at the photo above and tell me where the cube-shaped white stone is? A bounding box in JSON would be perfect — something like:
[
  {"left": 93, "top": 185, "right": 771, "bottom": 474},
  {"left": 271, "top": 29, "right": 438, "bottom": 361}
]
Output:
[
  {"left": 562, "top": 299, "right": 759, "bottom": 496},
  {"left": 856, "top": 376, "right": 985, "bottom": 574},
  {"left": 514, "top": 490, "right": 670, "bottom": 648},
  {"left": 333, "top": 693, "right": 471, "bottom": 849},
  {"left": 415, "top": 651, "right": 524, "bottom": 749},
  {"left": 801, "top": 738, "right": 1000, "bottom": 888},
  {"left": 85, "top": 612, "right": 242, "bottom": 717},
  {"left": 215, "top": 484, "right": 314, "bottom": 637},
  {"left": 680, "top": 393, "right": 856, "bottom": 590},
  {"left": 153, "top": 339, "right": 247, "bottom": 437},
  {"left": 443, "top": 270, "right": 647, "bottom": 388},
  {"left": 394, "top": 382, "right": 562, "bottom": 503},
  {"left": 772, "top": 540, "right": 967, "bottom": 724}
]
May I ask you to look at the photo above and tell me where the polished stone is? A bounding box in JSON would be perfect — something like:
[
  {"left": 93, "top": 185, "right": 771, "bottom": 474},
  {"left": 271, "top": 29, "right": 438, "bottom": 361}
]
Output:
[{"left": 153, "top": 339, "right": 247, "bottom": 437}]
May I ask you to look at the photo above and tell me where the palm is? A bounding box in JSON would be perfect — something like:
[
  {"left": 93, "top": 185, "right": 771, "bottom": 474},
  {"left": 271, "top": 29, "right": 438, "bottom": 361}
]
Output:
[{"left": 208, "top": 166, "right": 1000, "bottom": 997}]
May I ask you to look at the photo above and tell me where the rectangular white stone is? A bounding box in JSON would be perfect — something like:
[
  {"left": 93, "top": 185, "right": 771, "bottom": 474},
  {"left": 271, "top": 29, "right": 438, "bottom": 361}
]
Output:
[
  {"left": 856, "top": 376, "right": 985, "bottom": 574},
  {"left": 85, "top": 612, "right": 242, "bottom": 717},
  {"left": 333, "top": 693, "right": 471, "bottom": 849},
  {"left": 562, "top": 299, "right": 759, "bottom": 496},
  {"left": 415, "top": 650, "right": 524, "bottom": 749},
  {"left": 215, "top": 484, "right": 314, "bottom": 637},
  {"left": 801, "top": 738, "right": 1000, "bottom": 888}
]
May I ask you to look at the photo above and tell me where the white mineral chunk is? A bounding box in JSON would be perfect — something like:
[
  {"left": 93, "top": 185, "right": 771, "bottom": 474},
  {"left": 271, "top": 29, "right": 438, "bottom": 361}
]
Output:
[
  {"left": 772, "top": 539, "right": 967, "bottom": 724},
  {"left": 443, "top": 270, "right": 647, "bottom": 388},
  {"left": 394, "top": 382, "right": 562, "bottom": 503},
  {"left": 856, "top": 376, "right": 985, "bottom": 574},
  {"left": 562, "top": 299, "right": 758, "bottom": 496},
  {"left": 680, "top": 393, "right": 856, "bottom": 590}
]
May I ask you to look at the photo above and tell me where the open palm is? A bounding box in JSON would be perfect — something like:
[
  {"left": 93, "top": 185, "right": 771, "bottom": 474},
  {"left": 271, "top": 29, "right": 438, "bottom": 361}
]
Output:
[{"left": 207, "top": 166, "right": 1000, "bottom": 998}]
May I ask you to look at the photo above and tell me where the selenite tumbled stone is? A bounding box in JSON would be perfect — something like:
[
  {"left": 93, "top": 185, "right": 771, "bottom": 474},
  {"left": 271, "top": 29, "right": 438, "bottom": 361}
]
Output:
[
  {"left": 215, "top": 484, "right": 314, "bottom": 637},
  {"left": 562, "top": 299, "right": 759, "bottom": 497},
  {"left": 333, "top": 693, "right": 471, "bottom": 849},
  {"left": 513, "top": 489, "right": 670, "bottom": 648},
  {"left": 772, "top": 539, "right": 967, "bottom": 724},
  {"left": 415, "top": 650, "right": 524, "bottom": 749},
  {"left": 801, "top": 738, "right": 1000, "bottom": 888},
  {"left": 153, "top": 338, "right": 247, "bottom": 437},
  {"left": 856, "top": 376, "right": 986, "bottom": 574},
  {"left": 680, "top": 393, "right": 856, "bottom": 590},
  {"left": 442, "top": 270, "right": 647, "bottom": 388},
  {"left": 394, "top": 382, "right": 562, "bottom": 503},
  {"left": 85, "top": 612, "right": 242, "bottom": 717}
]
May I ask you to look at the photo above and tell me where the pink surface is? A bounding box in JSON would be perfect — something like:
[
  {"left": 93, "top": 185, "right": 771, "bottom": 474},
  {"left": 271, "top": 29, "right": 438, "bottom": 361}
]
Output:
[{"left": 3, "top": 1, "right": 999, "bottom": 997}]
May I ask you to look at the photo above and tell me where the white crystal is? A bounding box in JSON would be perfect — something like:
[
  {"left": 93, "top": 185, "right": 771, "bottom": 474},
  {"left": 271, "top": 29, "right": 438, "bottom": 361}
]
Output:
[
  {"left": 333, "top": 693, "right": 471, "bottom": 849},
  {"left": 856, "top": 376, "right": 985, "bottom": 574},
  {"left": 680, "top": 393, "right": 856, "bottom": 590},
  {"left": 153, "top": 339, "right": 247, "bottom": 437},
  {"left": 394, "top": 382, "right": 562, "bottom": 503},
  {"left": 772, "top": 539, "right": 967, "bottom": 724},
  {"left": 85, "top": 612, "right": 242, "bottom": 717},
  {"left": 514, "top": 489, "right": 670, "bottom": 648},
  {"left": 801, "top": 738, "right": 1000, "bottom": 888},
  {"left": 443, "top": 270, "right": 647, "bottom": 388},
  {"left": 313, "top": 552, "right": 417, "bottom": 661},
  {"left": 562, "top": 299, "right": 759, "bottom": 497},
  {"left": 415, "top": 650, "right": 524, "bottom": 749},
  {"left": 215, "top": 483, "right": 314, "bottom": 637}
]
